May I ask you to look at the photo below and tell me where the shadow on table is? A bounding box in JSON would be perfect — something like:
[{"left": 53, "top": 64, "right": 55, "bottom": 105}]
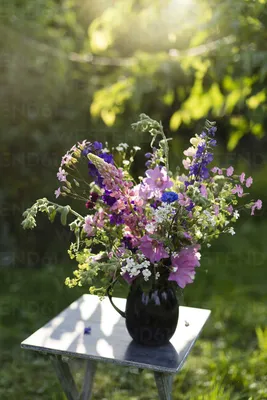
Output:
[{"left": 35, "top": 295, "right": 181, "bottom": 371}]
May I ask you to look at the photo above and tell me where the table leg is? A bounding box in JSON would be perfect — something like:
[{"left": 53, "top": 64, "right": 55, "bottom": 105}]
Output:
[
  {"left": 80, "top": 360, "right": 97, "bottom": 400},
  {"left": 154, "top": 371, "right": 173, "bottom": 400},
  {"left": 51, "top": 356, "right": 97, "bottom": 400},
  {"left": 51, "top": 355, "right": 79, "bottom": 400}
]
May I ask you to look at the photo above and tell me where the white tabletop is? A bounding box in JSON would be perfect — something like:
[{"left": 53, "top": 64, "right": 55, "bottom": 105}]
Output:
[{"left": 21, "top": 294, "right": 210, "bottom": 373}]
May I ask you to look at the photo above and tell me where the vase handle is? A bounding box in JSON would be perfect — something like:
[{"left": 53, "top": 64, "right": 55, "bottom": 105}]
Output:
[{"left": 107, "top": 281, "right": 126, "bottom": 319}]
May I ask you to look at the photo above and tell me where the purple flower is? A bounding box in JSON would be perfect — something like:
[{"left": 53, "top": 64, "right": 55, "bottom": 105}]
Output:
[
  {"left": 110, "top": 213, "right": 124, "bottom": 225},
  {"left": 122, "top": 272, "right": 137, "bottom": 284},
  {"left": 103, "top": 191, "right": 117, "bottom": 206},
  {"left": 145, "top": 153, "right": 152, "bottom": 159},
  {"left": 200, "top": 184, "right": 208, "bottom": 197},
  {"left": 100, "top": 153, "right": 114, "bottom": 164},
  {"left": 139, "top": 235, "right": 169, "bottom": 263},
  {"left": 208, "top": 126, "right": 217, "bottom": 136},
  {"left": 246, "top": 177, "right": 253, "bottom": 188},
  {"left": 251, "top": 199, "right": 262, "bottom": 216},
  {"left": 161, "top": 191, "right": 179, "bottom": 203},
  {"left": 168, "top": 245, "right": 201, "bottom": 289},
  {"left": 210, "top": 139, "right": 217, "bottom": 146},
  {"left": 54, "top": 187, "right": 61, "bottom": 198},
  {"left": 57, "top": 167, "right": 67, "bottom": 182},
  {"left": 196, "top": 143, "right": 206, "bottom": 158},
  {"left": 240, "top": 172, "right": 246, "bottom": 184},
  {"left": 93, "top": 141, "right": 103, "bottom": 151},
  {"left": 144, "top": 166, "right": 173, "bottom": 193},
  {"left": 232, "top": 185, "right": 243, "bottom": 197},
  {"left": 227, "top": 166, "right": 234, "bottom": 177},
  {"left": 84, "top": 327, "right": 91, "bottom": 335}
]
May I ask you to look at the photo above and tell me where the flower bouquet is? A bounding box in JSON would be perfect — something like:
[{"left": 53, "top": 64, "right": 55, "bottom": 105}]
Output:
[{"left": 22, "top": 114, "right": 262, "bottom": 346}]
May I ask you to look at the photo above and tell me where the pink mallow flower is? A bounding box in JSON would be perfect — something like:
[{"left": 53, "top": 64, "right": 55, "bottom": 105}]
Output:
[
  {"left": 168, "top": 245, "right": 201, "bottom": 289},
  {"left": 139, "top": 235, "right": 169, "bottom": 263},
  {"left": 143, "top": 166, "right": 173, "bottom": 195},
  {"left": 251, "top": 200, "right": 262, "bottom": 216}
]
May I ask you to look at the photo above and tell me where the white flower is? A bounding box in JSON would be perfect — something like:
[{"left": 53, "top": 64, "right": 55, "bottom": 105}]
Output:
[
  {"left": 119, "top": 143, "right": 129, "bottom": 149},
  {"left": 155, "top": 272, "right": 160, "bottom": 280},
  {"left": 145, "top": 223, "right": 156, "bottom": 234},
  {"left": 142, "top": 269, "right": 152, "bottom": 281},
  {"left": 196, "top": 252, "right": 201, "bottom": 260},
  {"left": 133, "top": 146, "right": 141, "bottom": 151},
  {"left": 225, "top": 221, "right": 230, "bottom": 226},
  {"left": 228, "top": 227, "right": 235, "bottom": 235},
  {"left": 183, "top": 146, "right": 196, "bottom": 157},
  {"left": 152, "top": 203, "right": 176, "bottom": 224},
  {"left": 195, "top": 230, "right": 203, "bottom": 239},
  {"left": 233, "top": 210, "right": 240, "bottom": 220},
  {"left": 207, "top": 243, "right": 211, "bottom": 248}
]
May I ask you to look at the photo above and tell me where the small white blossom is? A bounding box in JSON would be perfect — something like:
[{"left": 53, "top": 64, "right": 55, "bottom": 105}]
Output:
[
  {"left": 152, "top": 204, "right": 176, "bottom": 224},
  {"left": 207, "top": 243, "right": 211, "bottom": 248},
  {"left": 225, "top": 221, "right": 230, "bottom": 226},
  {"left": 155, "top": 272, "right": 160, "bottom": 280},
  {"left": 233, "top": 210, "right": 240, "bottom": 219},
  {"left": 133, "top": 146, "right": 141, "bottom": 151},
  {"left": 145, "top": 223, "right": 156, "bottom": 234},
  {"left": 142, "top": 269, "right": 152, "bottom": 281},
  {"left": 228, "top": 227, "right": 235, "bottom": 235}
]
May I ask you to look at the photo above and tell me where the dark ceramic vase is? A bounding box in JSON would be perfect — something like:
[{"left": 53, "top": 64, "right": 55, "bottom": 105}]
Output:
[{"left": 108, "top": 280, "right": 179, "bottom": 346}]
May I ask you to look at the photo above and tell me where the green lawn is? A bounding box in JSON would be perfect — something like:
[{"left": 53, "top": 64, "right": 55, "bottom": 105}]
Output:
[{"left": 1, "top": 221, "right": 267, "bottom": 399}]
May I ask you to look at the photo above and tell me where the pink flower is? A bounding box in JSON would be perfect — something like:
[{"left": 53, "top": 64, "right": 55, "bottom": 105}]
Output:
[
  {"left": 226, "top": 166, "right": 234, "bottom": 177},
  {"left": 93, "top": 208, "right": 105, "bottom": 228},
  {"left": 232, "top": 185, "right": 243, "bottom": 197},
  {"left": 182, "top": 157, "right": 191, "bottom": 170},
  {"left": 211, "top": 167, "right": 222, "bottom": 175},
  {"left": 178, "top": 193, "right": 191, "bottom": 207},
  {"left": 57, "top": 167, "right": 67, "bottom": 182},
  {"left": 251, "top": 199, "right": 262, "bottom": 216},
  {"left": 214, "top": 205, "right": 219, "bottom": 216},
  {"left": 139, "top": 235, "right": 169, "bottom": 263},
  {"left": 144, "top": 166, "right": 173, "bottom": 193},
  {"left": 227, "top": 205, "right": 233, "bottom": 215},
  {"left": 183, "top": 147, "right": 196, "bottom": 157},
  {"left": 240, "top": 172, "right": 245, "bottom": 183},
  {"left": 246, "top": 177, "right": 253, "bottom": 188},
  {"left": 168, "top": 245, "right": 201, "bottom": 289},
  {"left": 83, "top": 215, "right": 94, "bottom": 236},
  {"left": 54, "top": 187, "right": 61, "bottom": 198},
  {"left": 200, "top": 184, "right": 208, "bottom": 198}
]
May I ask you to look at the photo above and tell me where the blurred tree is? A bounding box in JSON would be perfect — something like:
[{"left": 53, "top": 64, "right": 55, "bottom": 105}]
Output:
[{"left": 0, "top": 0, "right": 266, "bottom": 266}]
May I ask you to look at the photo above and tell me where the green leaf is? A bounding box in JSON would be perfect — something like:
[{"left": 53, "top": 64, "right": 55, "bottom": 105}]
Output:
[{"left": 60, "top": 206, "right": 70, "bottom": 226}]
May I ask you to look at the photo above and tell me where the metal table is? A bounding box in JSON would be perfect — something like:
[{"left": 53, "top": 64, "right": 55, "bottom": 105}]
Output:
[{"left": 21, "top": 294, "right": 210, "bottom": 400}]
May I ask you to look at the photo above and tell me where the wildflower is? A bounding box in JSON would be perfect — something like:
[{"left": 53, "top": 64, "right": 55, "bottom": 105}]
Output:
[
  {"left": 57, "top": 167, "right": 67, "bottom": 182},
  {"left": 54, "top": 187, "right": 61, "bottom": 198},
  {"left": 84, "top": 327, "right": 91, "bottom": 335},
  {"left": 168, "top": 245, "right": 201, "bottom": 289},
  {"left": 228, "top": 227, "right": 235, "bottom": 235},
  {"left": 161, "top": 191, "right": 179, "bottom": 203},
  {"left": 142, "top": 269, "right": 152, "bottom": 281},
  {"left": 232, "top": 185, "right": 243, "bottom": 197},
  {"left": 144, "top": 166, "right": 173, "bottom": 193},
  {"left": 226, "top": 166, "right": 234, "bottom": 177},
  {"left": 240, "top": 172, "right": 245, "bottom": 184},
  {"left": 246, "top": 177, "right": 253, "bottom": 188},
  {"left": 233, "top": 210, "right": 240, "bottom": 219},
  {"left": 182, "top": 157, "right": 191, "bottom": 170},
  {"left": 139, "top": 235, "right": 169, "bottom": 263},
  {"left": 83, "top": 216, "right": 94, "bottom": 236},
  {"left": 251, "top": 200, "right": 262, "bottom": 216}
]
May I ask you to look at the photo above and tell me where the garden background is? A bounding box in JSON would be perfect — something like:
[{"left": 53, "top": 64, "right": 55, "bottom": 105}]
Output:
[{"left": 1, "top": 0, "right": 267, "bottom": 399}]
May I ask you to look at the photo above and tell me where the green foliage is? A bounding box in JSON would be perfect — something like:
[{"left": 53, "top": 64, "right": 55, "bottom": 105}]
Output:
[{"left": 1, "top": 222, "right": 267, "bottom": 399}]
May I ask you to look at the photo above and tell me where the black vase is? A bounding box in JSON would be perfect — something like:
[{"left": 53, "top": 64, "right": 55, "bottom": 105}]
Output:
[{"left": 108, "top": 280, "right": 179, "bottom": 346}]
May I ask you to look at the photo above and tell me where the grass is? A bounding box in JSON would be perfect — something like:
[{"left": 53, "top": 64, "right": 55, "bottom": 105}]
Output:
[{"left": 1, "top": 221, "right": 267, "bottom": 399}]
